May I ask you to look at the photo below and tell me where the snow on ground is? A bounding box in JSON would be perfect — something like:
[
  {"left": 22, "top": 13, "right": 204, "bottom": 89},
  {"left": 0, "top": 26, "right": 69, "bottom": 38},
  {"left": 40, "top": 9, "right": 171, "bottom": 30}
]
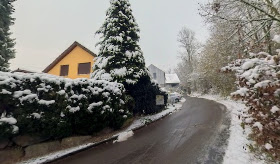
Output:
[
  {"left": 19, "top": 99, "right": 185, "bottom": 164},
  {"left": 114, "top": 131, "right": 134, "bottom": 143},
  {"left": 19, "top": 143, "right": 96, "bottom": 164},
  {"left": 191, "top": 93, "right": 266, "bottom": 164}
]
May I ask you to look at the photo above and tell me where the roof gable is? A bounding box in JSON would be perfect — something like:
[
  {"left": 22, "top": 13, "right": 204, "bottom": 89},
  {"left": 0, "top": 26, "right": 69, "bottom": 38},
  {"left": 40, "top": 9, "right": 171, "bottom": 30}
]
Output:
[
  {"left": 43, "top": 41, "right": 97, "bottom": 73},
  {"left": 148, "top": 64, "right": 165, "bottom": 73}
]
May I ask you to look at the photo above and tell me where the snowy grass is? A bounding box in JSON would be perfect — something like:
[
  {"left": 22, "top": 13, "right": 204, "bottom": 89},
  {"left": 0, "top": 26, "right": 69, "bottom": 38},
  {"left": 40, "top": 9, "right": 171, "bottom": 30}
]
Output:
[
  {"left": 18, "top": 99, "right": 185, "bottom": 164},
  {"left": 190, "top": 93, "right": 266, "bottom": 164}
]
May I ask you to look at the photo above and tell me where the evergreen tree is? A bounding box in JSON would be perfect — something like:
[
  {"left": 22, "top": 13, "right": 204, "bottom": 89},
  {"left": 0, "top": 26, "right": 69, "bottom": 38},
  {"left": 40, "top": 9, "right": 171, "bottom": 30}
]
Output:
[
  {"left": 0, "top": 0, "right": 16, "bottom": 72},
  {"left": 91, "top": 0, "right": 149, "bottom": 86},
  {"left": 92, "top": 0, "right": 167, "bottom": 115}
]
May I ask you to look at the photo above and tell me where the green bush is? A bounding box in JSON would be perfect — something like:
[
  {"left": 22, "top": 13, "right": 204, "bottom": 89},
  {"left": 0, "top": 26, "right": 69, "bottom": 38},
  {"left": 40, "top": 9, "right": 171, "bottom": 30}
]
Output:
[
  {"left": 0, "top": 72, "right": 130, "bottom": 140},
  {"left": 126, "top": 76, "right": 168, "bottom": 115}
]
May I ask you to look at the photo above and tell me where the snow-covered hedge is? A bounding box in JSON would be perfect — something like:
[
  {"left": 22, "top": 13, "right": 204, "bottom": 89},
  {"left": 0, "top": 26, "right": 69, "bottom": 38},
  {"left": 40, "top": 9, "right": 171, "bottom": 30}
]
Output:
[
  {"left": 0, "top": 72, "right": 130, "bottom": 139},
  {"left": 222, "top": 48, "right": 280, "bottom": 160}
]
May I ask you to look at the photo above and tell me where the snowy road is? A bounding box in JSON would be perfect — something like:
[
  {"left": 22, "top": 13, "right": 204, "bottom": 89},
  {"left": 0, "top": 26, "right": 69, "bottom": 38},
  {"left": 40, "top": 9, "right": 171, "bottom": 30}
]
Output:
[{"left": 52, "top": 96, "right": 231, "bottom": 164}]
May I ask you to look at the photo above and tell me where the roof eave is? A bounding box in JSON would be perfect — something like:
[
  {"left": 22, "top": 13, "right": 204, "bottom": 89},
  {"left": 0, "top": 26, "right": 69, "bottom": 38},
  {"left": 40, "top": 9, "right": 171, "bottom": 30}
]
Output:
[{"left": 42, "top": 41, "right": 97, "bottom": 73}]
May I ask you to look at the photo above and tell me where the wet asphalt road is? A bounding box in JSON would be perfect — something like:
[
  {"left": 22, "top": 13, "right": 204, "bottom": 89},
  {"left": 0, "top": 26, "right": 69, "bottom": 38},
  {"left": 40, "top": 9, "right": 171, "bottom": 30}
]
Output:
[{"left": 52, "top": 96, "right": 231, "bottom": 164}]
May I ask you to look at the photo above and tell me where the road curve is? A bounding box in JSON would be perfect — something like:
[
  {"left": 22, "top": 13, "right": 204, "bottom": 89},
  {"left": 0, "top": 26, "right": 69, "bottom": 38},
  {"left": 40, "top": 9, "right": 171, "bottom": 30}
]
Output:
[{"left": 52, "top": 96, "right": 230, "bottom": 164}]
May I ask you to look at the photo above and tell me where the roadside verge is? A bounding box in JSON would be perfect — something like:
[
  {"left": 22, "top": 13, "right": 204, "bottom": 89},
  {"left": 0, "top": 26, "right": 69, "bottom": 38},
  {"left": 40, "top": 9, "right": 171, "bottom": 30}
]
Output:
[{"left": 19, "top": 99, "right": 186, "bottom": 164}]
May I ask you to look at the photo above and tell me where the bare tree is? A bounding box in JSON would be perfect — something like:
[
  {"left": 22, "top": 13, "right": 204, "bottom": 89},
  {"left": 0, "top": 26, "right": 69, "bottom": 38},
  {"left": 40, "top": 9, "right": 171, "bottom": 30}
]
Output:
[
  {"left": 199, "top": 0, "right": 280, "bottom": 55},
  {"left": 177, "top": 27, "right": 200, "bottom": 62},
  {"left": 195, "top": 0, "right": 280, "bottom": 95},
  {"left": 175, "top": 27, "right": 201, "bottom": 92}
]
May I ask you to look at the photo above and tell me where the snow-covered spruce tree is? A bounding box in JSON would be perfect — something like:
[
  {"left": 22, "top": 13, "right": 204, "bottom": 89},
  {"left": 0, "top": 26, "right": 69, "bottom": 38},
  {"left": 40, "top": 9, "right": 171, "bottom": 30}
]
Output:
[
  {"left": 92, "top": 0, "right": 147, "bottom": 84},
  {"left": 92, "top": 0, "right": 166, "bottom": 114},
  {"left": 0, "top": 0, "right": 16, "bottom": 72}
]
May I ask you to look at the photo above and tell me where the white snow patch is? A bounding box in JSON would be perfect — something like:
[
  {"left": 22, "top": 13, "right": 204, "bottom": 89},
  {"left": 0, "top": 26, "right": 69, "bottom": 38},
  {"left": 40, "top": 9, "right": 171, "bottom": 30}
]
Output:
[
  {"left": 68, "top": 106, "right": 80, "bottom": 113},
  {"left": 57, "top": 90, "right": 66, "bottom": 95},
  {"left": 271, "top": 106, "right": 279, "bottom": 114},
  {"left": 38, "top": 100, "right": 55, "bottom": 106},
  {"left": 114, "top": 131, "right": 134, "bottom": 143},
  {"left": 111, "top": 67, "right": 127, "bottom": 77},
  {"left": 242, "top": 61, "right": 255, "bottom": 70},
  {"left": 254, "top": 80, "right": 271, "bottom": 89},
  {"left": 19, "top": 143, "right": 96, "bottom": 164},
  {"left": 264, "top": 143, "right": 273, "bottom": 150},
  {"left": 231, "top": 87, "right": 249, "bottom": 97},
  {"left": 253, "top": 122, "right": 263, "bottom": 131},
  {"left": 31, "top": 113, "right": 41, "bottom": 119},
  {"left": 1, "top": 89, "right": 12, "bottom": 94},
  {"left": 272, "top": 35, "right": 280, "bottom": 43},
  {"left": 0, "top": 117, "right": 17, "bottom": 125},
  {"left": 12, "top": 125, "right": 19, "bottom": 134}
]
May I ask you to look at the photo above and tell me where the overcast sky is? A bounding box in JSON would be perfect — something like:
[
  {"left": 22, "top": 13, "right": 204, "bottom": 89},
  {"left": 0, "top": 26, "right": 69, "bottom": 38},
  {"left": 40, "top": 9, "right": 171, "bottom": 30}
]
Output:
[{"left": 10, "top": 0, "right": 209, "bottom": 72}]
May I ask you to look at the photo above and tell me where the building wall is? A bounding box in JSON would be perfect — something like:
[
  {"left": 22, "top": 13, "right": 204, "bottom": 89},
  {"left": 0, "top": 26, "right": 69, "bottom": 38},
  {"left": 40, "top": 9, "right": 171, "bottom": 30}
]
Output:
[
  {"left": 165, "top": 83, "right": 180, "bottom": 88},
  {"left": 47, "top": 46, "right": 95, "bottom": 79},
  {"left": 148, "top": 64, "right": 165, "bottom": 86}
]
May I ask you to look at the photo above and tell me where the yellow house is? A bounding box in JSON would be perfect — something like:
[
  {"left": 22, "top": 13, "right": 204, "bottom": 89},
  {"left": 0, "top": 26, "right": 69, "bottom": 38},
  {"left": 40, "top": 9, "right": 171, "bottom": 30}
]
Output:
[{"left": 43, "top": 41, "right": 97, "bottom": 79}]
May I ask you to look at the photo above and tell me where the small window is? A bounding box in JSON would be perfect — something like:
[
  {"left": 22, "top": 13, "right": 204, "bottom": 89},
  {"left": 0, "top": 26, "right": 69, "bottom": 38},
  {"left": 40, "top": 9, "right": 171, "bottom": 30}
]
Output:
[
  {"left": 153, "top": 73, "right": 157, "bottom": 79},
  {"left": 78, "top": 62, "right": 91, "bottom": 75},
  {"left": 60, "top": 65, "right": 69, "bottom": 76}
]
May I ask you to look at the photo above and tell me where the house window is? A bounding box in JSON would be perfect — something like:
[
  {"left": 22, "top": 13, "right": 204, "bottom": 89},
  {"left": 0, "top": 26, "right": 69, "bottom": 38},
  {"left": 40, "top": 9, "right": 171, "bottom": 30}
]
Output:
[
  {"left": 60, "top": 65, "right": 69, "bottom": 76},
  {"left": 153, "top": 73, "right": 157, "bottom": 79},
  {"left": 78, "top": 62, "right": 91, "bottom": 75}
]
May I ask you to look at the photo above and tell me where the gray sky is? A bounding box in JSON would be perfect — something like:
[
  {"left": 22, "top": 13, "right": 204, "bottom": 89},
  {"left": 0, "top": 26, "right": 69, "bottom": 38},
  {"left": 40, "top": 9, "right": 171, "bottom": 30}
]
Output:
[{"left": 10, "top": 0, "right": 209, "bottom": 72}]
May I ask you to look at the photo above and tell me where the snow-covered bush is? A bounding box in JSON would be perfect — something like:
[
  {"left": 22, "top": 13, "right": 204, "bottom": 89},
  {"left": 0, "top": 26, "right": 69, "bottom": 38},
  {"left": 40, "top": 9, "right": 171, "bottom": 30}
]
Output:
[
  {"left": 0, "top": 72, "right": 130, "bottom": 139},
  {"left": 222, "top": 41, "right": 280, "bottom": 160}
]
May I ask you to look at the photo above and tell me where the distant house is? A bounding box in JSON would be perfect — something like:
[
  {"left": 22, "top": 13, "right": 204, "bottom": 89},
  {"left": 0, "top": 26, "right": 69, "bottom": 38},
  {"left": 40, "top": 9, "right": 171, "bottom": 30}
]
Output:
[
  {"left": 43, "top": 41, "right": 97, "bottom": 79},
  {"left": 12, "top": 68, "right": 35, "bottom": 73},
  {"left": 148, "top": 64, "right": 165, "bottom": 87},
  {"left": 148, "top": 64, "right": 181, "bottom": 89},
  {"left": 165, "top": 74, "right": 180, "bottom": 88}
]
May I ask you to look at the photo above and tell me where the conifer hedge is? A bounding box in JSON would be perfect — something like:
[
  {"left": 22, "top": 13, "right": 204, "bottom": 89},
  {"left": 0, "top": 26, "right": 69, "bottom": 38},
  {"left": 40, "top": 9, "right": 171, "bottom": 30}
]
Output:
[{"left": 0, "top": 72, "right": 130, "bottom": 140}]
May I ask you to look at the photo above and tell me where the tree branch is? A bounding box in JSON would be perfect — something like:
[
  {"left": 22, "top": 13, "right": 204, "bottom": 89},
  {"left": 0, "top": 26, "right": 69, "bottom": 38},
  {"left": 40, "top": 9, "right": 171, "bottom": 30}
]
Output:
[{"left": 238, "top": 0, "right": 280, "bottom": 22}]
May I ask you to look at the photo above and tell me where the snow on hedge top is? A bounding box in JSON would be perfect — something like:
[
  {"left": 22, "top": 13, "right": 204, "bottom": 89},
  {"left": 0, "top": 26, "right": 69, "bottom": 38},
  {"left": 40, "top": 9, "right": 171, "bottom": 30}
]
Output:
[
  {"left": 271, "top": 106, "right": 280, "bottom": 113},
  {"left": 0, "top": 72, "right": 124, "bottom": 95},
  {"left": 165, "top": 74, "right": 180, "bottom": 84},
  {"left": 0, "top": 114, "right": 17, "bottom": 125}
]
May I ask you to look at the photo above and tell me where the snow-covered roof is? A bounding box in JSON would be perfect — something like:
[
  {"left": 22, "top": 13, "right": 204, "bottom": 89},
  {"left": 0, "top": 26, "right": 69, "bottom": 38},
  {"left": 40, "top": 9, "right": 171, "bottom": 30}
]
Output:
[{"left": 165, "top": 74, "right": 180, "bottom": 84}]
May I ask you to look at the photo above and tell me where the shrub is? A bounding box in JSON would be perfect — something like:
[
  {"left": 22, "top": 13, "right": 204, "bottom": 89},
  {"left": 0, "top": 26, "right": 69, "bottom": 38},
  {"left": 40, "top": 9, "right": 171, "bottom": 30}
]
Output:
[
  {"left": 126, "top": 75, "right": 168, "bottom": 115},
  {"left": 222, "top": 51, "right": 280, "bottom": 160},
  {"left": 0, "top": 72, "right": 130, "bottom": 140}
]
